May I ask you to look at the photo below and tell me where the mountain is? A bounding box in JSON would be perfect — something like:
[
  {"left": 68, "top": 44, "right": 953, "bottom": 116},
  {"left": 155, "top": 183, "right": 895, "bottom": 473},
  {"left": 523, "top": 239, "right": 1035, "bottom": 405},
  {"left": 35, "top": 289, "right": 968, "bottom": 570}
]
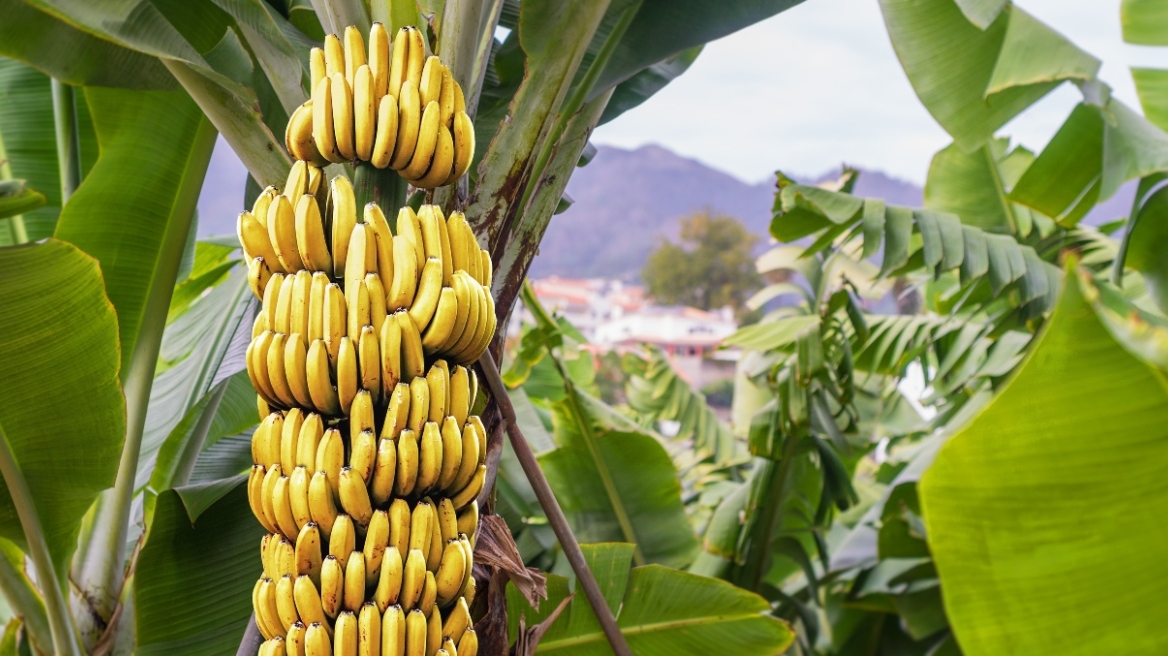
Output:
[{"left": 529, "top": 145, "right": 924, "bottom": 279}]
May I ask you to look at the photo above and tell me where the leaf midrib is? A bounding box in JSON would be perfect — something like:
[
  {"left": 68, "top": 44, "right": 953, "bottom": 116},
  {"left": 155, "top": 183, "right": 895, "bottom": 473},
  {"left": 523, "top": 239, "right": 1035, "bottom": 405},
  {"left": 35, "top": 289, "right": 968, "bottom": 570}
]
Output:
[{"left": 537, "top": 610, "right": 770, "bottom": 651}]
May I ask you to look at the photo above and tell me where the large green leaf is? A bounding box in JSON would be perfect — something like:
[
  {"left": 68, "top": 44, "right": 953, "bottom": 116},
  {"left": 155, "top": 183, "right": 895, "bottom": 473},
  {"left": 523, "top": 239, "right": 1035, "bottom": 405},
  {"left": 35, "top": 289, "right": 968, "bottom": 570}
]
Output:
[
  {"left": 920, "top": 267, "right": 1168, "bottom": 654},
  {"left": 590, "top": 0, "right": 806, "bottom": 100},
  {"left": 1131, "top": 67, "right": 1168, "bottom": 133},
  {"left": 924, "top": 139, "right": 1047, "bottom": 233},
  {"left": 1122, "top": 0, "right": 1168, "bottom": 46},
  {"left": 540, "top": 389, "right": 698, "bottom": 568},
  {"left": 0, "top": 59, "right": 60, "bottom": 244},
  {"left": 134, "top": 479, "right": 264, "bottom": 655},
  {"left": 507, "top": 543, "right": 795, "bottom": 654},
  {"left": 878, "top": 0, "right": 1098, "bottom": 150},
  {"left": 55, "top": 86, "right": 216, "bottom": 376},
  {"left": 598, "top": 46, "right": 701, "bottom": 125},
  {"left": 0, "top": 0, "right": 174, "bottom": 89},
  {"left": 0, "top": 239, "right": 124, "bottom": 570}
]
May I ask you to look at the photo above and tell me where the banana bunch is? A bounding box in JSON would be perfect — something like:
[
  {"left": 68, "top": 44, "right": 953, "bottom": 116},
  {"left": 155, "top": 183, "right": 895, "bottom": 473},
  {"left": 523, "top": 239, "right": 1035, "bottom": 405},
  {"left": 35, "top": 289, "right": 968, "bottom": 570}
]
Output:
[{"left": 285, "top": 24, "right": 474, "bottom": 188}]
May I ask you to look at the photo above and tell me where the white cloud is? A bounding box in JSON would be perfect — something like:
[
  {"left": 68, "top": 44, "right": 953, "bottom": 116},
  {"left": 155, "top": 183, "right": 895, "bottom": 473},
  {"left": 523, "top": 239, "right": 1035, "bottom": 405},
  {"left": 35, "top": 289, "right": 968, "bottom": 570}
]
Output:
[{"left": 593, "top": 0, "right": 1166, "bottom": 185}]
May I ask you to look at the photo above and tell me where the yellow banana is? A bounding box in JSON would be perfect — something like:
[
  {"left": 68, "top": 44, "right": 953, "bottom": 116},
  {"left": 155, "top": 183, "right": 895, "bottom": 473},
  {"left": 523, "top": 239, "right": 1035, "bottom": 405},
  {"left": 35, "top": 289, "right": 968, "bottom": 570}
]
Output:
[
  {"left": 420, "top": 288, "right": 457, "bottom": 354},
  {"left": 343, "top": 552, "right": 366, "bottom": 612},
  {"left": 305, "top": 621, "right": 333, "bottom": 656},
  {"left": 450, "top": 423, "right": 479, "bottom": 503},
  {"left": 427, "top": 604, "right": 443, "bottom": 656},
  {"left": 404, "top": 27, "right": 424, "bottom": 89},
  {"left": 447, "top": 111, "right": 476, "bottom": 187},
  {"left": 417, "top": 571, "right": 437, "bottom": 617},
  {"left": 289, "top": 469, "right": 313, "bottom": 539},
  {"left": 408, "top": 376, "right": 430, "bottom": 434},
  {"left": 312, "top": 76, "right": 343, "bottom": 163},
  {"left": 268, "top": 194, "right": 306, "bottom": 272},
  {"left": 442, "top": 597, "right": 470, "bottom": 644},
  {"left": 400, "top": 549, "right": 426, "bottom": 612},
  {"left": 273, "top": 475, "right": 299, "bottom": 538},
  {"left": 251, "top": 332, "right": 280, "bottom": 407},
  {"left": 263, "top": 273, "right": 285, "bottom": 332},
  {"left": 371, "top": 94, "right": 400, "bottom": 169},
  {"left": 468, "top": 416, "right": 487, "bottom": 466},
  {"left": 436, "top": 498, "right": 458, "bottom": 544},
  {"left": 426, "top": 365, "right": 448, "bottom": 425},
  {"left": 297, "top": 412, "right": 324, "bottom": 470},
  {"left": 343, "top": 25, "right": 366, "bottom": 87},
  {"left": 287, "top": 622, "right": 308, "bottom": 656},
  {"left": 432, "top": 207, "right": 454, "bottom": 285},
  {"left": 427, "top": 510, "right": 445, "bottom": 574},
  {"left": 453, "top": 76, "right": 466, "bottom": 114},
  {"left": 371, "top": 430, "right": 398, "bottom": 507},
  {"left": 354, "top": 64, "right": 376, "bottom": 161},
  {"left": 310, "top": 47, "right": 326, "bottom": 87},
  {"left": 391, "top": 80, "right": 421, "bottom": 170},
  {"left": 294, "top": 575, "right": 328, "bottom": 627},
  {"left": 456, "top": 629, "right": 477, "bottom": 656},
  {"left": 437, "top": 419, "right": 463, "bottom": 493},
  {"left": 457, "top": 537, "right": 475, "bottom": 602},
  {"left": 248, "top": 256, "right": 274, "bottom": 300},
  {"left": 332, "top": 72, "right": 356, "bottom": 161},
  {"left": 253, "top": 307, "right": 269, "bottom": 341},
  {"left": 444, "top": 212, "right": 472, "bottom": 275},
  {"left": 365, "top": 202, "right": 395, "bottom": 282},
  {"left": 291, "top": 270, "right": 312, "bottom": 339},
  {"left": 393, "top": 429, "right": 419, "bottom": 498},
  {"left": 337, "top": 336, "right": 359, "bottom": 414},
  {"left": 384, "top": 382, "right": 411, "bottom": 440},
  {"left": 254, "top": 186, "right": 279, "bottom": 224},
  {"left": 416, "top": 422, "right": 443, "bottom": 494},
  {"left": 468, "top": 293, "right": 496, "bottom": 363},
  {"left": 273, "top": 272, "right": 296, "bottom": 334},
  {"left": 347, "top": 275, "right": 371, "bottom": 351},
  {"left": 295, "top": 521, "right": 323, "bottom": 584},
  {"left": 285, "top": 161, "right": 309, "bottom": 199},
  {"left": 331, "top": 175, "right": 358, "bottom": 278},
  {"left": 417, "top": 207, "right": 447, "bottom": 281},
  {"left": 369, "top": 23, "right": 390, "bottom": 101},
  {"left": 339, "top": 466, "right": 374, "bottom": 528},
  {"left": 404, "top": 609, "right": 427, "bottom": 656},
  {"left": 367, "top": 276, "right": 389, "bottom": 342},
  {"left": 350, "top": 429, "right": 377, "bottom": 485},
  {"left": 276, "top": 536, "right": 298, "bottom": 578},
  {"left": 329, "top": 516, "right": 357, "bottom": 568},
  {"left": 295, "top": 194, "right": 332, "bottom": 273},
  {"left": 365, "top": 509, "right": 391, "bottom": 586},
  {"left": 324, "top": 33, "right": 345, "bottom": 78},
  {"left": 249, "top": 465, "right": 277, "bottom": 532},
  {"left": 287, "top": 100, "right": 327, "bottom": 166},
  {"left": 276, "top": 574, "right": 299, "bottom": 631},
  {"left": 267, "top": 333, "right": 297, "bottom": 408},
  {"left": 285, "top": 333, "right": 313, "bottom": 409},
  {"left": 402, "top": 101, "right": 440, "bottom": 180},
  {"left": 308, "top": 272, "right": 328, "bottom": 342},
  {"left": 306, "top": 339, "right": 342, "bottom": 416},
  {"left": 408, "top": 123, "right": 454, "bottom": 189},
  {"left": 478, "top": 249, "right": 492, "bottom": 289},
  {"left": 450, "top": 465, "right": 485, "bottom": 511},
  {"left": 308, "top": 470, "right": 339, "bottom": 538},
  {"left": 396, "top": 207, "right": 426, "bottom": 275},
  {"left": 373, "top": 545, "right": 403, "bottom": 611},
  {"left": 382, "top": 604, "right": 407, "bottom": 656},
  {"left": 418, "top": 56, "right": 443, "bottom": 108},
  {"left": 449, "top": 366, "right": 470, "bottom": 427},
  {"left": 388, "top": 26, "right": 409, "bottom": 97},
  {"left": 387, "top": 236, "right": 418, "bottom": 311},
  {"left": 359, "top": 325, "right": 382, "bottom": 403},
  {"left": 257, "top": 578, "right": 282, "bottom": 639},
  {"left": 445, "top": 273, "right": 477, "bottom": 355},
  {"left": 409, "top": 258, "right": 443, "bottom": 330},
  {"left": 438, "top": 65, "right": 455, "bottom": 128},
  {"left": 359, "top": 603, "right": 382, "bottom": 656},
  {"left": 388, "top": 498, "right": 412, "bottom": 560},
  {"left": 324, "top": 283, "right": 347, "bottom": 366},
  {"left": 317, "top": 427, "right": 345, "bottom": 494},
  {"left": 239, "top": 211, "right": 283, "bottom": 271},
  {"left": 399, "top": 312, "right": 425, "bottom": 382},
  {"left": 434, "top": 540, "right": 465, "bottom": 607},
  {"left": 350, "top": 388, "right": 376, "bottom": 440},
  {"left": 380, "top": 316, "right": 403, "bottom": 400},
  {"left": 346, "top": 223, "right": 376, "bottom": 295},
  {"left": 409, "top": 500, "right": 433, "bottom": 558},
  {"left": 250, "top": 413, "right": 274, "bottom": 468}
]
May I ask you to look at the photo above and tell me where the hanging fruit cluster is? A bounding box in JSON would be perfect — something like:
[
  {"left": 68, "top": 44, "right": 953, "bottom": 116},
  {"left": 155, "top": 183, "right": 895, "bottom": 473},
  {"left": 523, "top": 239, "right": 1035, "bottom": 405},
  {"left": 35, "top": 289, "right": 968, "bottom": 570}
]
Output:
[{"left": 236, "top": 21, "right": 489, "bottom": 656}]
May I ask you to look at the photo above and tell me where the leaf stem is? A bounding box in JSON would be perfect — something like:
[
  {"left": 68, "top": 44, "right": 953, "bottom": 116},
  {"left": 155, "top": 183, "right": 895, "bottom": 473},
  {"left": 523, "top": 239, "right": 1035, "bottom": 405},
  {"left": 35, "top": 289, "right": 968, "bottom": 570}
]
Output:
[
  {"left": 51, "top": 80, "right": 82, "bottom": 203},
  {"left": 477, "top": 354, "right": 633, "bottom": 656},
  {"left": 0, "top": 129, "right": 29, "bottom": 244},
  {"left": 0, "top": 421, "right": 81, "bottom": 656}
]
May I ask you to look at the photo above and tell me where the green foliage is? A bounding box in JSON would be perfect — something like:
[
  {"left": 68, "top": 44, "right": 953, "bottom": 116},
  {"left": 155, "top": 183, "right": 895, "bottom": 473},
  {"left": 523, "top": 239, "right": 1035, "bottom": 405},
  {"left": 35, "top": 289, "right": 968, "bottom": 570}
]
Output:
[{"left": 641, "top": 211, "right": 762, "bottom": 312}]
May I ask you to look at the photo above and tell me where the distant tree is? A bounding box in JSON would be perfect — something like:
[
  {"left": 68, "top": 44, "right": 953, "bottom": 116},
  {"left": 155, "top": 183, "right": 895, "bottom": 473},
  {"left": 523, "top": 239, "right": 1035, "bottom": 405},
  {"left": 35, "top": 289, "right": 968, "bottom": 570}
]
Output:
[{"left": 641, "top": 211, "right": 762, "bottom": 313}]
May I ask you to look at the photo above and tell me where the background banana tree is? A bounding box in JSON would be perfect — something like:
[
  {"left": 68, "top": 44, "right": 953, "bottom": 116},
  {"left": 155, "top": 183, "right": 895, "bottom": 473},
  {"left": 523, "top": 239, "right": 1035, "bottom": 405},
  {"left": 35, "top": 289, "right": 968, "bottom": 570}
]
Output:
[{"left": 0, "top": 0, "right": 819, "bottom": 654}]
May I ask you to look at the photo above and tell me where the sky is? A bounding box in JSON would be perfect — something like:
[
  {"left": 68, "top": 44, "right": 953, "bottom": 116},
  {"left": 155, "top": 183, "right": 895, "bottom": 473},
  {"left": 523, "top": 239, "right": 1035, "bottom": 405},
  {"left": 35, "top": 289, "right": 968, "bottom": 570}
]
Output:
[
  {"left": 593, "top": 0, "right": 1168, "bottom": 184},
  {"left": 198, "top": 0, "right": 1168, "bottom": 233}
]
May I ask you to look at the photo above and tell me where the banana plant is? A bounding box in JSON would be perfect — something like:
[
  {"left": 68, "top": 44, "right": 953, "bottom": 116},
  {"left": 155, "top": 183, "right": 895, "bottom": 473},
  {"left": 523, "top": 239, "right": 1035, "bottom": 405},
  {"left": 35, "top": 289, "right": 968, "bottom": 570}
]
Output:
[{"left": 0, "top": 1, "right": 818, "bottom": 654}]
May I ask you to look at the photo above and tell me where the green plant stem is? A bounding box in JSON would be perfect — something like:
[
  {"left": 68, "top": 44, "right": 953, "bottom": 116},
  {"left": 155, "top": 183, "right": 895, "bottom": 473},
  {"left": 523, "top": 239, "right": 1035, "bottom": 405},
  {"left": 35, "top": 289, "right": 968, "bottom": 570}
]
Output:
[
  {"left": 51, "top": 80, "right": 81, "bottom": 204},
  {"left": 512, "top": 1, "right": 640, "bottom": 224},
  {"left": 737, "top": 434, "right": 801, "bottom": 592},
  {"left": 477, "top": 354, "right": 633, "bottom": 656},
  {"left": 466, "top": 0, "right": 505, "bottom": 118},
  {"left": 313, "top": 0, "right": 369, "bottom": 36},
  {"left": 0, "top": 421, "right": 81, "bottom": 656},
  {"left": 0, "top": 128, "right": 29, "bottom": 244},
  {"left": 0, "top": 542, "right": 50, "bottom": 654}
]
